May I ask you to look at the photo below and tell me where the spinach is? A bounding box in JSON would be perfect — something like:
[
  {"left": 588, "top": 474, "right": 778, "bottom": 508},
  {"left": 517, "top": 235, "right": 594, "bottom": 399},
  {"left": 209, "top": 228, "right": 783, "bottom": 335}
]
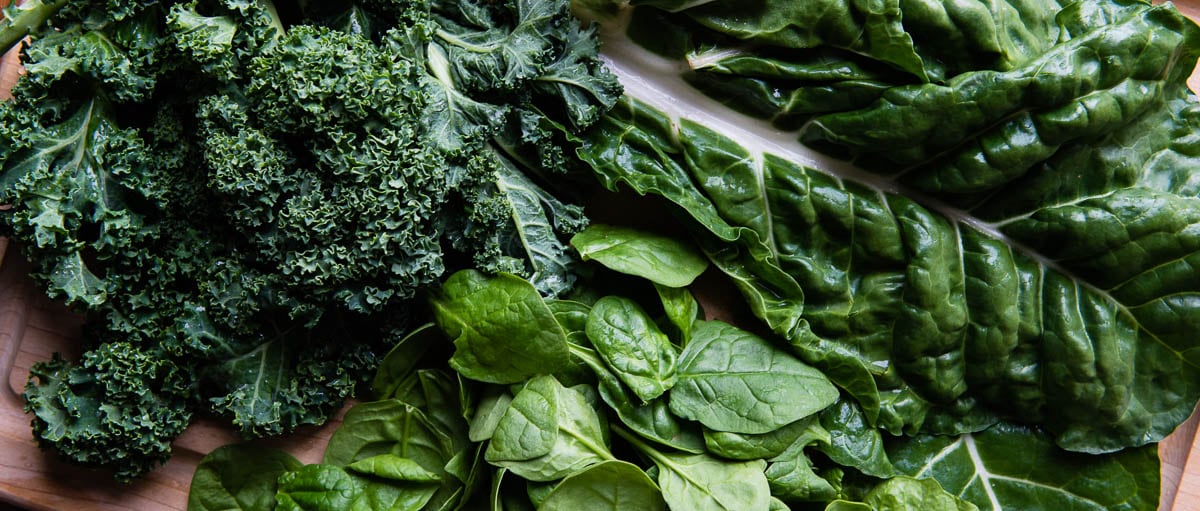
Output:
[
  {"left": 825, "top": 477, "right": 980, "bottom": 511},
  {"left": 484, "top": 375, "right": 616, "bottom": 481},
  {"left": 766, "top": 436, "right": 837, "bottom": 503},
  {"left": 190, "top": 251, "right": 1166, "bottom": 510},
  {"left": 274, "top": 463, "right": 440, "bottom": 511},
  {"left": 538, "top": 460, "right": 667, "bottom": 510},
  {"left": 571, "top": 223, "right": 710, "bottom": 287},
  {"left": 574, "top": 344, "right": 708, "bottom": 454},
  {"left": 430, "top": 270, "right": 571, "bottom": 384},
  {"left": 188, "top": 444, "right": 302, "bottom": 511},
  {"left": 670, "top": 320, "right": 839, "bottom": 434},
  {"left": 704, "top": 416, "right": 825, "bottom": 461},
  {"left": 616, "top": 427, "right": 772, "bottom": 511},
  {"left": 655, "top": 283, "right": 702, "bottom": 344},
  {"left": 586, "top": 295, "right": 679, "bottom": 402}
]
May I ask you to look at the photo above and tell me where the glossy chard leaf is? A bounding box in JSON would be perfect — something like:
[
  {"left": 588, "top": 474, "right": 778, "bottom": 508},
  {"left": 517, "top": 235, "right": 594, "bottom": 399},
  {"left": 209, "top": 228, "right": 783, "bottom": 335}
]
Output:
[
  {"left": 631, "top": 0, "right": 1066, "bottom": 84},
  {"left": 430, "top": 270, "right": 571, "bottom": 384},
  {"left": 586, "top": 295, "right": 679, "bottom": 402},
  {"left": 800, "top": 3, "right": 1194, "bottom": 178},
  {"left": 887, "top": 423, "right": 1159, "bottom": 511},
  {"left": 580, "top": 81, "right": 1200, "bottom": 452},
  {"left": 571, "top": 223, "right": 709, "bottom": 287},
  {"left": 669, "top": 320, "right": 839, "bottom": 435}
]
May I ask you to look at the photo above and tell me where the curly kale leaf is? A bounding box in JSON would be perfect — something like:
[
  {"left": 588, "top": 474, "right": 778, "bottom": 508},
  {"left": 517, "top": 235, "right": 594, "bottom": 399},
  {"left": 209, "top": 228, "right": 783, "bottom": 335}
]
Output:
[
  {"left": 0, "top": 0, "right": 621, "bottom": 480},
  {"left": 199, "top": 25, "right": 448, "bottom": 316},
  {"left": 22, "top": 342, "right": 194, "bottom": 482}
]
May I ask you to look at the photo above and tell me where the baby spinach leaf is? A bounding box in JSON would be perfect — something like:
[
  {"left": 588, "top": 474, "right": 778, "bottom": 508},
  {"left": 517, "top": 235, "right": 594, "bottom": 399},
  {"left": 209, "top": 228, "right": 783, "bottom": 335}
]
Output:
[
  {"left": 539, "top": 460, "right": 668, "bottom": 510},
  {"left": 322, "top": 400, "right": 453, "bottom": 476},
  {"left": 615, "top": 426, "right": 771, "bottom": 511},
  {"left": 485, "top": 378, "right": 560, "bottom": 463},
  {"left": 372, "top": 323, "right": 442, "bottom": 400},
  {"left": 824, "top": 477, "right": 979, "bottom": 511},
  {"left": 571, "top": 223, "right": 709, "bottom": 287},
  {"left": 547, "top": 299, "right": 593, "bottom": 346},
  {"left": 275, "top": 463, "right": 440, "bottom": 511},
  {"left": 658, "top": 453, "right": 771, "bottom": 510},
  {"left": 346, "top": 454, "right": 443, "bottom": 483},
  {"left": 187, "top": 444, "right": 302, "bottom": 511},
  {"left": 655, "top": 283, "right": 702, "bottom": 344},
  {"left": 275, "top": 464, "right": 364, "bottom": 511},
  {"left": 704, "top": 416, "right": 825, "bottom": 461},
  {"left": 573, "top": 345, "right": 707, "bottom": 454},
  {"left": 586, "top": 295, "right": 679, "bottom": 401},
  {"left": 469, "top": 388, "right": 515, "bottom": 442},
  {"left": 485, "top": 375, "right": 615, "bottom": 481},
  {"left": 766, "top": 438, "right": 837, "bottom": 504},
  {"left": 430, "top": 270, "right": 571, "bottom": 384},
  {"left": 887, "top": 423, "right": 1160, "bottom": 511},
  {"left": 669, "top": 320, "right": 839, "bottom": 434}
]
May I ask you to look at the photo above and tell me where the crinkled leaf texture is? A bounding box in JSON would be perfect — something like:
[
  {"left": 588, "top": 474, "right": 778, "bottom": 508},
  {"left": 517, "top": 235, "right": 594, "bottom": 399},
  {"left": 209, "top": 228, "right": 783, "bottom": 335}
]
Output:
[
  {"left": 887, "top": 424, "right": 1160, "bottom": 511},
  {"left": 581, "top": 0, "right": 1200, "bottom": 454},
  {"left": 582, "top": 90, "right": 1200, "bottom": 452}
]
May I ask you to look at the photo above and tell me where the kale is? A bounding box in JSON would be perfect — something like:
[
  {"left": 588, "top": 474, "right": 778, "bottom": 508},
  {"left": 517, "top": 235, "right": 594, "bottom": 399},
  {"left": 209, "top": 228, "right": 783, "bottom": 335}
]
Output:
[{"left": 0, "top": 0, "right": 620, "bottom": 480}]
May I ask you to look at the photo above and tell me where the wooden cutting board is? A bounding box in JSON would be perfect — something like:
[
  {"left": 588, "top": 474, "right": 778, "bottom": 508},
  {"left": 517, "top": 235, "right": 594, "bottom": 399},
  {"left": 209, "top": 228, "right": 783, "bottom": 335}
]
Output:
[{"left": 4, "top": 2, "right": 1200, "bottom": 509}]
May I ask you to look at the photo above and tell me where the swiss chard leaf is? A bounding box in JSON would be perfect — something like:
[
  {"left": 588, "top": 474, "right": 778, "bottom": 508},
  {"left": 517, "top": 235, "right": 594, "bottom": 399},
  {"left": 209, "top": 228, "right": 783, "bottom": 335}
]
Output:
[
  {"left": 580, "top": 89, "right": 1200, "bottom": 452},
  {"left": 887, "top": 423, "right": 1160, "bottom": 511}
]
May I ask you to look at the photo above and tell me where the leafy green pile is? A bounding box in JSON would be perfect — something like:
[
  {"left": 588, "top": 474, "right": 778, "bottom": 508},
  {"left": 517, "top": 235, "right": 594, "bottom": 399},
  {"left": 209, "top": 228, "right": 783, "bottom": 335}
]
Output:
[
  {"left": 584, "top": 0, "right": 1200, "bottom": 455},
  {"left": 188, "top": 226, "right": 1161, "bottom": 511},
  {"left": 0, "top": 0, "right": 619, "bottom": 480}
]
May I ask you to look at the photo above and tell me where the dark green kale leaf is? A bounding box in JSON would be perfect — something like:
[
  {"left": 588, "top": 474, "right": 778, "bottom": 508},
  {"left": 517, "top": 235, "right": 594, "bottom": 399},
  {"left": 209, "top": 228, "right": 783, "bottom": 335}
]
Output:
[
  {"left": 23, "top": 342, "right": 194, "bottom": 482},
  {"left": 0, "top": 0, "right": 621, "bottom": 481}
]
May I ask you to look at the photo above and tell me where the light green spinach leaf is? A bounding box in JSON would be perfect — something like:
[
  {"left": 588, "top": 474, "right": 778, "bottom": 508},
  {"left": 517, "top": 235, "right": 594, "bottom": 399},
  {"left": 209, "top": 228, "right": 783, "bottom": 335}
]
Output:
[
  {"left": 586, "top": 295, "right": 679, "bottom": 402},
  {"left": 187, "top": 444, "right": 302, "bottom": 511},
  {"left": 430, "top": 270, "right": 571, "bottom": 384},
  {"left": 670, "top": 320, "right": 838, "bottom": 434},
  {"left": 571, "top": 223, "right": 709, "bottom": 287},
  {"left": 485, "top": 375, "right": 615, "bottom": 481},
  {"left": 539, "top": 460, "right": 668, "bottom": 510}
]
